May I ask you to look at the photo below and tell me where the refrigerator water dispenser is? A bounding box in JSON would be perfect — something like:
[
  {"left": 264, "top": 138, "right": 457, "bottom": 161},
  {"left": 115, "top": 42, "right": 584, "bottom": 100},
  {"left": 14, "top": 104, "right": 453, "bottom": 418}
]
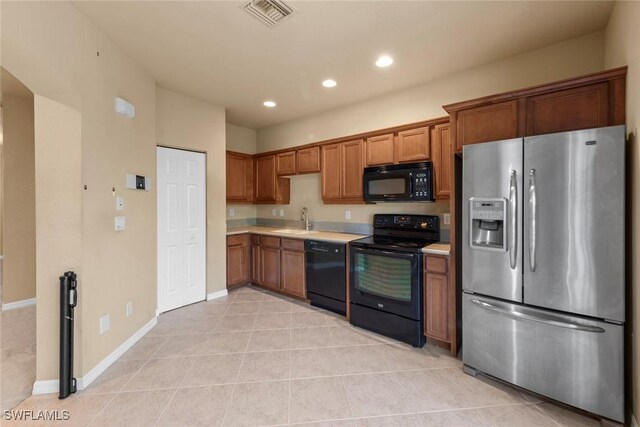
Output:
[{"left": 469, "top": 197, "right": 507, "bottom": 252}]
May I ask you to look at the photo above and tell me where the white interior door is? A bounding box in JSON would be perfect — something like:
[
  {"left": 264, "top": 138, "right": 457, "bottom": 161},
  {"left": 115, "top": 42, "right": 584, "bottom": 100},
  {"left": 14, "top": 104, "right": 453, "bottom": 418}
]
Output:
[{"left": 157, "top": 147, "right": 206, "bottom": 313}]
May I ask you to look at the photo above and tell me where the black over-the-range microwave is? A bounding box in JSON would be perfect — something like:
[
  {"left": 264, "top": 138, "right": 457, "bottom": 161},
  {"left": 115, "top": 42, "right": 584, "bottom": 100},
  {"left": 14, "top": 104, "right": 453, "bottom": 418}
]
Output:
[{"left": 362, "top": 161, "right": 435, "bottom": 202}]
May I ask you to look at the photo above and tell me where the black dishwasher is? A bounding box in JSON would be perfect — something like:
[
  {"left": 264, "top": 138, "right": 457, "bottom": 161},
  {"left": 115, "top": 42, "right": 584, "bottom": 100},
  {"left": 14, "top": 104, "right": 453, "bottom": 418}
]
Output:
[{"left": 305, "top": 240, "right": 346, "bottom": 315}]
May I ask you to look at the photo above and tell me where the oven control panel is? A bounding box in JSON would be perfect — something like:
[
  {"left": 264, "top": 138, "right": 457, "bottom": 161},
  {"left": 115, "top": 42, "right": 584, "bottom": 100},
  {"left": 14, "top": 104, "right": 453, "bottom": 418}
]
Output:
[{"left": 373, "top": 214, "right": 439, "bottom": 231}]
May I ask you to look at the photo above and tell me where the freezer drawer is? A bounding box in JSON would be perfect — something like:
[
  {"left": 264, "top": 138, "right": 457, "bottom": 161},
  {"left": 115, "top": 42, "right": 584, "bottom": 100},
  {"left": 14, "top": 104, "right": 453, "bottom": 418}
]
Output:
[{"left": 462, "top": 293, "right": 623, "bottom": 423}]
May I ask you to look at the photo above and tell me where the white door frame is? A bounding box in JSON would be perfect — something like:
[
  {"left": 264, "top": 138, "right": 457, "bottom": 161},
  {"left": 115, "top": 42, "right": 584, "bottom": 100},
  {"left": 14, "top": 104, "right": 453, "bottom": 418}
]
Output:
[{"left": 157, "top": 146, "right": 206, "bottom": 313}]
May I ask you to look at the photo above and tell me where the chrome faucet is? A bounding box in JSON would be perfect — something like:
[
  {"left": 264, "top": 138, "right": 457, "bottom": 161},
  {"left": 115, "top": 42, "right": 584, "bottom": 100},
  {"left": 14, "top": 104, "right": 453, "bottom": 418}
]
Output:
[{"left": 301, "top": 207, "right": 311, "bottom": 231}]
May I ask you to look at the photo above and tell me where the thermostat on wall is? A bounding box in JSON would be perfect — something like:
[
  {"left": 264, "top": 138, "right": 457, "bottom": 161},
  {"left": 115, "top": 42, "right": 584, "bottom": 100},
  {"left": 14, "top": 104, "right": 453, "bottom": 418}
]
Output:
[{"left": 125, "top": 174, "right": 151, "bottom": 191}]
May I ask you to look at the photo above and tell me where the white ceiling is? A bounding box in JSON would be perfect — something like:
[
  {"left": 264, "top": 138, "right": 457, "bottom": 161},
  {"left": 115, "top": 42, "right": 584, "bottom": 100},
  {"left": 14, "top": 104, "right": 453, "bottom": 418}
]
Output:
[{"left": 72, "top": 1, "right": 614, "bottom": 130}]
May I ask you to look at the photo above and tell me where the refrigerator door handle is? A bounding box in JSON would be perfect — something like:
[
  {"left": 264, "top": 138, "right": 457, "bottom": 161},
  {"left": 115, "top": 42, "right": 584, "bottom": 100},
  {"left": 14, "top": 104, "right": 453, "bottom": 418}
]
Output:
[
  {"left": 470, "top": 299, "right": 605, "bottom": 333},
  {"left": 509, "top": 170, "right": 517, "bottom": 269},
  {"left": 529, "top": 169, "right": 537, "bottom": 272}
]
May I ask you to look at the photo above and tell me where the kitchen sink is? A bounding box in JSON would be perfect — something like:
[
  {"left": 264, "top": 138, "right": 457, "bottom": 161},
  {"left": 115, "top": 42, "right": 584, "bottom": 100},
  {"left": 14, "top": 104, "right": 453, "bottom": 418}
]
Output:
[{"left": 273, "top": 229, "right": 319, "bottom": 235}]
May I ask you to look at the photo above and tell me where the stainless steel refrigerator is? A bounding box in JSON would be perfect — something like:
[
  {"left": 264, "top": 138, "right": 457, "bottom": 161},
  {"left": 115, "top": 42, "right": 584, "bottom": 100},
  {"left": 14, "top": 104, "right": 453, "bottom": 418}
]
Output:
[{"left": 462, "top": 125, "right": 625, "bottom": 423}]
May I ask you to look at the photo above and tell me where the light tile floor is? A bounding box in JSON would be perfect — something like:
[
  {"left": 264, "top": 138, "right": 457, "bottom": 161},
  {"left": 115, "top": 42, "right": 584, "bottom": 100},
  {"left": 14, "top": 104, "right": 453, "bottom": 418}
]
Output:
[
  {"left": 4, "top": 286, "right": 601, "bottom": 426},
  {"left": 1, "top": 304, "right": 37, "bottom": 412}
]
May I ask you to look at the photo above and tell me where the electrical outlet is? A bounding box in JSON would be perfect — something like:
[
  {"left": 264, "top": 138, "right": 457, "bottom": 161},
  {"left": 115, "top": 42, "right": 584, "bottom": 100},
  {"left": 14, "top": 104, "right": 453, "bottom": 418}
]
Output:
[
  {"left": 345, "top": 210, "right": 352, "bottom": 220},
  {"left": 116, "top": 196, "right": 124, "bottom": 211},
  {"left": 229, "top": 208, "right": 235, "bottom": 217},
  {"left": 126, "top": 302, "right": 133, "bottom": 317},
  {"left": 444, "top": 213, "right": 450, "bottom": 225},
  {"left": 99, "top": 314, "right": 110, "bottom": 334},
  {"left": 272, "top": 209, "right": 277, "bottom": 216},
  {"left": 279, "top": 209, "right": 284, "bottom": 217}
]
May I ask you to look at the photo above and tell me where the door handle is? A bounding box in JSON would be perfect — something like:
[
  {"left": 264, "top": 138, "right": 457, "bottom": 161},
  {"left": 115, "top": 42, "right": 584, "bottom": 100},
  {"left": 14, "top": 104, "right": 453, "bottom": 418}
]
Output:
[
  {"left": 509, "top": 170, "right": 517, "bottom": 270},
  {"left": 471, "top": 299, "right": 605, "bottom": 333},
  {"left": 528, "top": 169, "right": 537, "bottom": 272}
]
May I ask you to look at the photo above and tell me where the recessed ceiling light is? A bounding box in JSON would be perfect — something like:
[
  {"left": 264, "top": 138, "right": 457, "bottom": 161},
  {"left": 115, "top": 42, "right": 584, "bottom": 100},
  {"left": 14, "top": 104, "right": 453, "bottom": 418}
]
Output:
[
  {"left": 322, "top": 79, "right": 337, "bottom": 88},
  {"left": 375, "top": 55, "right": 394, "bottom": 68},
  {"left": 263, "top": 100, "right": 277, "bottom": 108}
]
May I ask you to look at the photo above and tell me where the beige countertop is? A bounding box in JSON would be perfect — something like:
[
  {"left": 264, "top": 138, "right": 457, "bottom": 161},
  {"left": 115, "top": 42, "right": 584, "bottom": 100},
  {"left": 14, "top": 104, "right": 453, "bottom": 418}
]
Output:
[
  {"left": 422, "top": 243, "right": 451, "bottom": 256},
  {"left": 226, "top": 226, "right": 366, "bottom": 243}
]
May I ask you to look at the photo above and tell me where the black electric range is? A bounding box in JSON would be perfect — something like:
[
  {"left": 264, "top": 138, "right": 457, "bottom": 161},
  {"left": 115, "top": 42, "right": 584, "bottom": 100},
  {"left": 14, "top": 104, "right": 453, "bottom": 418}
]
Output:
[{"left": 349, "top": 214, "right": 440, "bottom": 347}]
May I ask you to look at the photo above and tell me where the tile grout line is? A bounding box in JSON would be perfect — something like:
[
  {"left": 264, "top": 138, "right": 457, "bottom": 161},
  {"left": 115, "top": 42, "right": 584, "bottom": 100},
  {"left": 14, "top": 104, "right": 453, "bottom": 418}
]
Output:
[
  {"left": 328, "top": 325, "right": 356, "bottom": 422},
  {"left": 85, "top": 323, "right": 168, "bottom": 426},
  {"left": 151, "top": 345, "right": 201, "bottom": 426},
  {"left": 219, "top": 291, "right": 263, "bottom": 426}
]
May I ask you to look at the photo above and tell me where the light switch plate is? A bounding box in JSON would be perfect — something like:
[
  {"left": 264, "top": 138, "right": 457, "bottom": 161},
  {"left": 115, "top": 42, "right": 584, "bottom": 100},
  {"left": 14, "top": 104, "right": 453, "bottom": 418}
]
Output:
[
  {"left": 345, "top": 210, "right": 352, "bottom": 220},
  {"left": 116, "top": 196, "right": 124, "bottom": 211},
  {"left": 444, "top": 213, "right": 451, "bottom": 225},
  {"left": 115, "top": 216, "right": 126, "bottom": 231},
  {"left": 229, "top": 208, "right": 235, "bottom": 217},
  {"left": 279, "top": 209, "right": 284, "bottom": 217},
  {"left": 126, "top": 302, "right": 133, "bottom": 317},
  {"left": 272, "top": 209, "right": 277, "bottom": 216}
]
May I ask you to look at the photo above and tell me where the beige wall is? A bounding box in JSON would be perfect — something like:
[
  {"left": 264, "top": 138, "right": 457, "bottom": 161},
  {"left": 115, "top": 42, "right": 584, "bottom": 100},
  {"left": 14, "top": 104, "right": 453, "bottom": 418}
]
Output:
[
  {"left": 605, "top": 1, "right": 640, "bottom": 422},
  {"left": 1, "top": 94, "right": 35, "bottom": 304},
  {"left": 259, "top": 31, "right": 604, "bottom": 149},
  {"left": 2, "top": 1, "right": 157, "bottom": 380},
  {"left": 226, "top": 123, "right": 257, "bottom": 221},
  {"left": 34, "top": 95, "right": 83, "bottom": 381},
  {"left": 256, "top": 31, "right": 605, "bottom": 229},
  {"left": 256, "top": 174, "right": 449, "bottom": 229},
  {"left": 226, "top": 123, "right": 257, "bottom": 154},
  {"left": 156, "top": 87, "right": 227, "bottom": 296}
]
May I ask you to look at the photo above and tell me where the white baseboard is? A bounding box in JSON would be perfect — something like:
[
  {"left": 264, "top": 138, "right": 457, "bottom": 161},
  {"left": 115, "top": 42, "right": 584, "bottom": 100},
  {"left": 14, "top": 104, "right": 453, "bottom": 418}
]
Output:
[
  {"left": 31, "top": 379, "right": 59, "bottom": 395},
  {"left": 207, "top": 289, "right": 228, "bottom": 301},
  {"left": 632, "top": 413, "right": 638, "bottom": 427},
  {"left": 32, "top": 316, "right": 158, "bottom": 395},
  {"left": 2, "top": 297, "right": 36, "bottom": 311}
]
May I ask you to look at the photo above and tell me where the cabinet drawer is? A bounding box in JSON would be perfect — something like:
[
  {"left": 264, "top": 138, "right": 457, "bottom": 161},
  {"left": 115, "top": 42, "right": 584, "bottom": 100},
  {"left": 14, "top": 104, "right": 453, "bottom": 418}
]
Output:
[
  {"left": 425, "top": 256, "right": 448, "bottom": 274},
  {"left": 250, "top": 234, "right": 261, "bottom": 245},
  {"left": 281, "top": 238, "right": 304, "bottom": 251},
  {"left": 261, "top": 236, "right": 281, "bottom": 249},
  {"left": 227, "top": 234, "right": 247, "bottom": 247}
]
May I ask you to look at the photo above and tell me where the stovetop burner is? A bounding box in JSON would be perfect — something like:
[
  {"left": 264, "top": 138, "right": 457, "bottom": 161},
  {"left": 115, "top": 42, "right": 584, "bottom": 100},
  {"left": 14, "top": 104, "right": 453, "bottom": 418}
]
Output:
[{"left": 350, "top": 214, "right": 440, "bottom": 253}]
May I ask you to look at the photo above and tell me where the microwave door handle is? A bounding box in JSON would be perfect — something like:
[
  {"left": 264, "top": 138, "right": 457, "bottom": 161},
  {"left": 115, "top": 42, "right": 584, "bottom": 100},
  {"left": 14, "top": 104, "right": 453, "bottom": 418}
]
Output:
[{"left": 509, "top": 170, "right": 517, "bottom": 270}]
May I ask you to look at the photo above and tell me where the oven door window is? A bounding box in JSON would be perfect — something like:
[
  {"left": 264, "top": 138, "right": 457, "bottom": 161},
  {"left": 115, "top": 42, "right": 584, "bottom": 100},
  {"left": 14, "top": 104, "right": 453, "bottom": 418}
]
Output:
[{"left": 353, "top": 252, "right": 413, "bottom": 301}]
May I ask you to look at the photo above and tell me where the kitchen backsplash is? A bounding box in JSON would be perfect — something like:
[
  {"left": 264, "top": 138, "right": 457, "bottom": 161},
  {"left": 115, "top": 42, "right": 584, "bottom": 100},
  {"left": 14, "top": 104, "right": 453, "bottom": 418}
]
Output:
[{"left": 227, "top": 174, "right": 451, "bottom": 242}]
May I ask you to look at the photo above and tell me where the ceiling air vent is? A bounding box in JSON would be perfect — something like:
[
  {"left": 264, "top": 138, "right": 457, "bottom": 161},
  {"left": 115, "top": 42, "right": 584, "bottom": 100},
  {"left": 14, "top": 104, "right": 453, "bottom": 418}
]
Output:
[{"left": 244, "top": 0, "right": 295, "bottom": 27}]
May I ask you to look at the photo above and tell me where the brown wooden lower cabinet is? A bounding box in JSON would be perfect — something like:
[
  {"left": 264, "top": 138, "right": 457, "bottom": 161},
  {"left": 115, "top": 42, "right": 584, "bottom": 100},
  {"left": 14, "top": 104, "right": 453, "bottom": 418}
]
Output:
[
  {"left": 260, "top": 246, "right": 281, "bottom": 291},
  {"left": 423, "top": 254, "right": 451, "bottom": 346},
  {"left": 280, "top": 239, "right": 306, "bottom": 298},
  {"left": 226, "top": 235, "right": 249, "bottom": 288}
]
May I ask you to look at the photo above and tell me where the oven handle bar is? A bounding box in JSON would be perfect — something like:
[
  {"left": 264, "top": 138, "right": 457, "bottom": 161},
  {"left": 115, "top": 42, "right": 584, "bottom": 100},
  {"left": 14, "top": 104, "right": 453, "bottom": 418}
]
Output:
[{"left": 350, "top": 246, "right": 419, "bottom": 259}]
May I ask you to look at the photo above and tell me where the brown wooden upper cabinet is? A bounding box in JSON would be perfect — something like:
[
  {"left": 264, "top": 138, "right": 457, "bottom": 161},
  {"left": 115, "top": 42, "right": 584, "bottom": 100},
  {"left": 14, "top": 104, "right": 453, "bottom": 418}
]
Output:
[
  {"left": 276, "top": 151, "right": 296, "bottom": 176},
  {"left": 525, "top": 82, "right": 609, "bottom": 136},
  {"left": 226, "top": 151, "right": 253, "bottom": 203},
  {"left": 365, "top": 127, "right": 430, "bottom": 167},
  {"left": 397, "top": 127, "right": 430, "bottom": 163},
  {"left": 444, "top": 67, "right": 627, "bottom": 153},
  {"left": 321, "top": 139, "right": 365, "bottom": 204},
  {"left": 431, "top": 124, "right": 451, "bottom": 200},
  {"left": 296, "top": 146, "right": 321, "bottom": 174},
  {"left": 366, "top": 133, "right": 395, "bottom": 166},
  {"left": 254, "top": 154, "right": 290, "bottom": 204}
]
